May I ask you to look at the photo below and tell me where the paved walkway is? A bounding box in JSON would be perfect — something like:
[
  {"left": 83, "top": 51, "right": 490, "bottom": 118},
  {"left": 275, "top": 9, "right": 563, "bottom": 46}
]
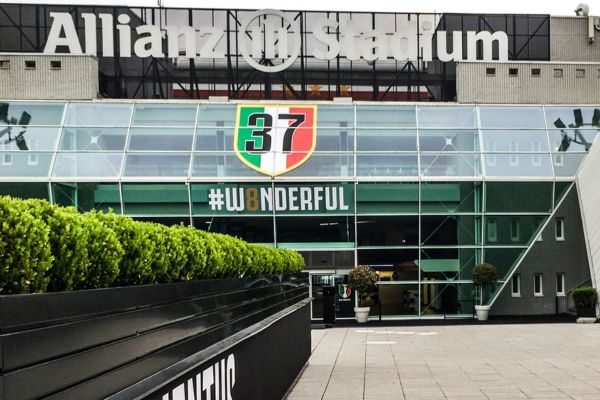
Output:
[{"left": 286, "top": 324, "right": 600, "bottom": 400}]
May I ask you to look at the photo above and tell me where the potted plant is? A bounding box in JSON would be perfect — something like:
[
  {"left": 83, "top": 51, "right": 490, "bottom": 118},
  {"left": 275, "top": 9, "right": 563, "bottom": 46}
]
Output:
[
  {"left": 472, "top": 263, "right": 497, "bottom": 321},
  {"left": 348, "top": 265, "right": 378, "bottom": 323},
  {"left": 572, "top": 287, "right": 597, "bottom": 318}
]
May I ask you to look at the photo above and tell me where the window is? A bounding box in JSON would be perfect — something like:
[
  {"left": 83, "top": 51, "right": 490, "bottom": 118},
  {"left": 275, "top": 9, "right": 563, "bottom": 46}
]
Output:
[
  {"left": 27, "top": 139, "right": 38, "bottom": 166},
  {"left": 486, "top": 140, "right": 497, "bottom": 166},
  {"left": 534, "top": 273, "right": 543, "bottom": 296},
  {"left": 511, "top": 274, "right": 521, "bottom": 297},
  {"left": 553, "top": 68, "right": 563, "bottom": 77},
  {"left": 531, "top": 68, "right": 541, "bottom": 76},
  {"left": 50, "top": 60, "right": 62, "bottom": 70},
  {"left": 532, "top": 142, "right": 541, "bottom": 166},
  {"left": 487, "top": 219, "right": 498, "bottom": 242},
  {"left": 486, "top": 67, "right": 496, "bottom": 76},
  {"left": 554, "top": 154, "right": 564, "bottom": 166},
  {"left": 0, "top": 60, "right": 9, "bottom": 69},
  {"left": 25, "top": 60, "right": 36, "bottom": 69},
  {"left": 510, "top": 218, "right": 520, "bottom": 241},
  {"left": 556, "top": 273, "right": 565, "bottom": 296},
  {"left": 576, "top": 69, "right": 585, "bottom": 78},
  {"left": 509, "top": 141, "right": 519, "bottom": 166},
  {"left": 555, "top": 218, "right": 565, "bottom": 241},
  {"left": 2, "top": 154, "right": 13, "bottom": 166},
  {"left": 509, "top": 68, "right": 518, "bottom": 76}
]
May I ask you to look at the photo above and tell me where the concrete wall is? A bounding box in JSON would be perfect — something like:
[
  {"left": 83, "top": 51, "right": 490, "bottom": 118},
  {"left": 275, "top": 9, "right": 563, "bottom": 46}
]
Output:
[
  {"left": 456, "top": 61, "right": 600, "bottom": 104},
  {"left": 576, "top": 125, "right": 600, "bottom": 298},
  {"left": 551, "top": 16, "right": 600, "bottom": 62},
  {"left": 492, "top": 186, "right": 592, "bottom": 316},
  {"left": 0, "top": 54, "right": 98, "bottom": 100}
]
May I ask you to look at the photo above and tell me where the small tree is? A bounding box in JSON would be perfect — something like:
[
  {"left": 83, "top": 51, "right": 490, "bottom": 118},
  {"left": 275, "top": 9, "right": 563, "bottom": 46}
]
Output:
[
  {"left": 348, "top": 265, "right": 378, "bottom": 307},
  {"left": 472, "top": 263, "right": 497, "bottom": 306},
  {"left": 572, "top": 287, "right": 597, "bottom": 309}
]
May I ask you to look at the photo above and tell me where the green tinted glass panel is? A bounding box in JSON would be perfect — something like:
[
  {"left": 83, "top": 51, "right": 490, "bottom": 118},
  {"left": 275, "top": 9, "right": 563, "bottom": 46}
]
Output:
[
  {"left": 484, "top": 215, "right": 545, "bottom": 245},
  {"left": 554, "top": 181, "right": 573, "bottom": 207},
  {"left": 420, "top": 282, "right": 477, "bottom": 316},
  {"left": 421, "top": 182, "right": 481, "bottom": 213},
  {"left": 421, "top": 215, "right": 480, "bottom": 246},
  {"left": 483, "top": 247, "right": 525, "bottom": 280},
  {"left": 122, "top": 183, "right": 189, "bottom": 215},
  {"left": 357, "top": 215, "right": 418, "bottom": 246},
  {"left": 485, "top": 182, "right": 552, "bottom": 212},
  {"left": 356, "top": 182, "right": 418, "bottom": 214},
  {"left": 52, "top": 182, "right": 121, "bottom": 213},
  {"left": 0, "top": 182, "right": 49, "bottom": 200},
  {"left": 192, "top": 216, "right": 274, "bottom": 244}
]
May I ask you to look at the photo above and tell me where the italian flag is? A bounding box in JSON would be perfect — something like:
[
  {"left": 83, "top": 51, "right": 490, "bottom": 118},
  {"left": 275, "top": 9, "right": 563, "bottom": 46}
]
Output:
[{"left": 236, "top": 105, "right": 316, "bottom": 176}]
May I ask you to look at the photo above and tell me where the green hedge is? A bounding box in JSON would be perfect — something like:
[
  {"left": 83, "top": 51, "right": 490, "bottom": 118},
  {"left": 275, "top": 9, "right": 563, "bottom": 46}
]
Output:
[{"left": 0, "top": 196, "right": 305, "bottom": 294}]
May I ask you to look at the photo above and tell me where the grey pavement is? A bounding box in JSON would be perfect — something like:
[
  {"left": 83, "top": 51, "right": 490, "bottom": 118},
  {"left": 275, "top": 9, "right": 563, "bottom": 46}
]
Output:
[{"left": 286, "top": 324, "right": 600, "bottom": 400}]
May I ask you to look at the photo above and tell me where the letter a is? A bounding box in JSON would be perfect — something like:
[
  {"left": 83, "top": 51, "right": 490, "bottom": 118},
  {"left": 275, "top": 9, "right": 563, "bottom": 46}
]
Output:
[{"left": 44, "top": 12, "right": 83, "bottom": 54}]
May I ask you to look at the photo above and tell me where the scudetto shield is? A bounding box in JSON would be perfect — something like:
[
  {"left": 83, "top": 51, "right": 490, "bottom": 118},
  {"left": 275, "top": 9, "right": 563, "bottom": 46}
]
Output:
[{"left": 234, "top": 105, "right": 317, "bottom": 176}]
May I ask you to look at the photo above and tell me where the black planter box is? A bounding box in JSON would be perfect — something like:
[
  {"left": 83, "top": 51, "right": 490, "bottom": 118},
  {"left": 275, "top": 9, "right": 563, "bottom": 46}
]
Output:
[
  {"left": 0, "top": 273, "right": 310, "bottom": 400},
  {"left": 576, "top": 306, "right": 597, "bottom": 318}
]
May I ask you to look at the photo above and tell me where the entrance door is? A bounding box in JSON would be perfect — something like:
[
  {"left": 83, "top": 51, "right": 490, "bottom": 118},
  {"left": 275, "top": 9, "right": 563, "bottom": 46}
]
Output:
[{"left": 310, "top": 273, "right": 334, "bottom": 320}]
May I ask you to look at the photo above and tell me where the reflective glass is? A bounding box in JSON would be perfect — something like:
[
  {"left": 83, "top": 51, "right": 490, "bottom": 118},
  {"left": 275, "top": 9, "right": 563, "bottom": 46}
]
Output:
[
  {"left": 195, "top": 128, "right": 233, "bottom": 151},
  {"left": 544, "top": 106, "right": 600, "bottom": 130},
  {"left": 420, "top": 154, "right": 481, "bottom": 177},
  {"left": 420, "top": 248, "right": 480, "bottom": 280},
  {"left": 357, "top": 216, "right": 419, "bottom": 246},
  {"left": 552, "top": 153, "right": 586, "bottom": 177},
  {"left": 52, "top": 153, "right": 123, "bottom": 177},
  {"left": 356, "top": 129, "right": 417, "bottom": 151},
  {"left": 283, "top": 153, "right": 354, "bottom": 177},
  {"left": 52, "top": 182, "right": 121, "bottom": 213},
  {"left": 128, "top": 128, "right": 194, "bottom": 151},
  {"left": 356, "top": 106, "right": 415, "bottom": 127},
  {"left": 358, "top": 249, "right": 419, "bottom": 280},
  {"left": 421, "top": 182, "right": 482, "bottom": 213},
  {"left": 192, "top": 216, "right": 274, "bottom": 243},
  {"left": 64, "top": 103, "right": 132, "bottom": 126},
  {"left": 481, "top": 130, "right": 550, "bottom": 152},
  {"left": 484, "top": 247, "right": 526, "bottom": 280},
  {"left": 0, "top": 182, "right": 49, "bottom": 199},
  {"left": 0, "top": 102, "right": 65, "bottom": 125},
  {"left": 484, "top": 215, "right": 545, "bottom": 246},
  {"left": 191, "top": 152, "right": 267, "bottom": 178},
  {"left": 132, "top": 104, "right": 197, "bottom": 126},
  {"left": 356, "top": 182, "right": 419, "bottom": 214},
  {"left": 317, "top": 105, "right": 354, "bottom": 128},
  {"left": 417, "top": 106, "right": 476, "bottom": 128},
  {"left": 123, "top": 153, "right": 191, "bottom": 177},
  {"left": 0, "top": 127, "right": 61, "bottom": 151},
  {"left": 485, "top": 182, "right": 553, "bottom": 213},
  {"left": 0, "top": 152, "right": 53, "bottom": 177},
  {"left": 420, "top": 282, "right": 476, "bottom": 315},
  {"left": 59, "top": 127, "right": 127, "bottom": 151},
  {"left": 421, "top": 215, "right": 480, "bottom": 246},
  {"left": 276, "top": 216, "right": 355, "bottom": 245},
  {"left": 191, "top": 183, "right": 272, "bottom": 216},
  {"left": 356, "top": 154, "right": 418, "bottom": 177},
  {"left": 484, "top": 154, "right": 553, "bottom": 177},
  {"left": 315, "top": 129, "right": 354, "bottom": 151},
  {"left": 299, "top": 250, "right": 355, "bottom": 270},
  {"left": 419, "top": 130, "right": 478, "bottom": 152},
  {"left": 122, "top": 183, "right": 189, "bottom": 215},
  {"left": 479, "top": 106, "right": 546, "bottom": 128},
  {"left": 547, "top": 129, "right": 596, "bottom": 152},
  {"left": 196, "top": 104, "right": 237, "bottom": 127}
]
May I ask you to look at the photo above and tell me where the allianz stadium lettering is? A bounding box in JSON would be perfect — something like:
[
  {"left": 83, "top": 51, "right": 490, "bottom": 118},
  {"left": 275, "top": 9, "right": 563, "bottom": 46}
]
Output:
[{"left": 43, "top": 9, "right": 509, "bottom": 73}]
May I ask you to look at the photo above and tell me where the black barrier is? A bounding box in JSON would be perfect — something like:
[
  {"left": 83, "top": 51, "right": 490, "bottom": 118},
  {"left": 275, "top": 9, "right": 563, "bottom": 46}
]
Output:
[
  {"left": 322, "top": 286, "right": 336, "bottom": 324},
  {"left": 0, "top": 273, "right": 309, "bottom": 400}
]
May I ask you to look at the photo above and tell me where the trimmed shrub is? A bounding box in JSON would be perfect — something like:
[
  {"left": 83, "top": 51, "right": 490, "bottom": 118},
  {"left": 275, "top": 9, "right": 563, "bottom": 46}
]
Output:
[
  {"left": 91, "top": 211, "right": 155, "bottom": 285},
  {"left": 472, "top": 263, "right": 498, "bottom": 286},
  {"left": 76, "top": 213, "right": 124, "bottom": 289},
  {"left": 0, "top": 196, "right": 52, "bottom": 293},
  {"left": 572, "top": 287, "right": 597, "bottom": 309},
  {"left": 0, "top": 196, "right": 306, "bottom": 294}
]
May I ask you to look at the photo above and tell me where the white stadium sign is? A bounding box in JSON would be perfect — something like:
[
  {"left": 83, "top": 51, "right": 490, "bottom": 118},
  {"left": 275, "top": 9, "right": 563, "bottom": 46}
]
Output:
[{"left": 44, "top": 9, "right": 509, "bottom": 73}]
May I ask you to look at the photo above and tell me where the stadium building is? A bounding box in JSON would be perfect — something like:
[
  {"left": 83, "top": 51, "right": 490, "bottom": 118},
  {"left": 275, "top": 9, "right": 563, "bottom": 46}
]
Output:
[{"left": 1, "top": 3, "right": 599, "bottom": 321}]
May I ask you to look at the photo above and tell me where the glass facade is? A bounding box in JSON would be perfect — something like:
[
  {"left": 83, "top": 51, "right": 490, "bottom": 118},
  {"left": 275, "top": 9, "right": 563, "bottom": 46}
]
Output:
[{"left": 1, "top": 101, "right": 597, "bottom": 318}]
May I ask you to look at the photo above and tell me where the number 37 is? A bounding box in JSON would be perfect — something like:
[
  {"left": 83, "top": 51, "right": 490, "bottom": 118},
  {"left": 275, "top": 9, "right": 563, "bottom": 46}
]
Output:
[{"left": 245, "top": 113, "right": 305, "bottom": 153}]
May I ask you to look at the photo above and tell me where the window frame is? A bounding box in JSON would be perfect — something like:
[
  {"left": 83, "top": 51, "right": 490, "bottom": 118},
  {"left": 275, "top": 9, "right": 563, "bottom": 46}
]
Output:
[
  {"left": 555, "top": 218, "right": 565, "bottom": 241},
  {"left": 511, "top": 274, "right": 521, "bottom": 297},
  {"left": 556, "top": 273, "right": 565, "bottom": 296},
  {"left": 534, "top": 273, "right": 543, "bottom": 297}
]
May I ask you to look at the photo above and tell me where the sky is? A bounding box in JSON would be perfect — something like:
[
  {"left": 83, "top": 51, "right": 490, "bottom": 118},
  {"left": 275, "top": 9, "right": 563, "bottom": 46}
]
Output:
[{"left": 4, "top": 0, "right": 596, "bottom": 16}]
